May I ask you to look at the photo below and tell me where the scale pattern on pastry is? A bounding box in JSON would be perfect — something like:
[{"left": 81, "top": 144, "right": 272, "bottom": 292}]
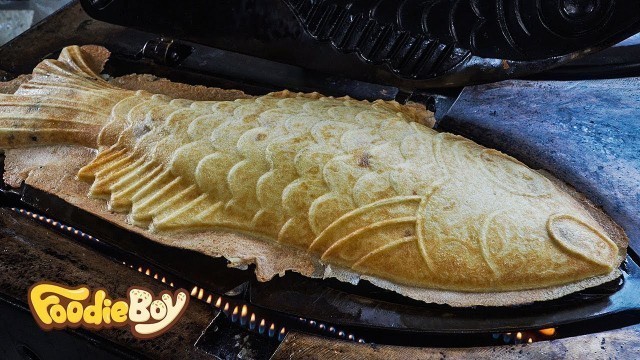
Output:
[{"left": 0, "top": 46, "right": 623, "bottom": 292}]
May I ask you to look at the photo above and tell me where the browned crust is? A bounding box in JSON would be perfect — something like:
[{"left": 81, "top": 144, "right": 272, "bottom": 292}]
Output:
[
  {"left": 0, "top": 45, "right": 250, "bottom": 102},
  {"left": 0, "top": 74, "right": 31, "bottom": 95},
  {"left": 79, "top": 45, "right": 111, "bottom": 73},
  {"left": 108, "top": 74, "right": 251, "bottom": 102}
]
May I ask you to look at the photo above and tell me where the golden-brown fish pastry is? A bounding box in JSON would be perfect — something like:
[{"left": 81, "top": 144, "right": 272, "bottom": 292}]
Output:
[{"left": 0, "top": 46, "right": 626, "bottom": 299}]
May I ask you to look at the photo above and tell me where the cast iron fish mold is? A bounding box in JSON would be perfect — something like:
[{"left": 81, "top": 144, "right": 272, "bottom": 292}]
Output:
[{"left": 284, "top": 0, "right": 640, "bottom": 81}]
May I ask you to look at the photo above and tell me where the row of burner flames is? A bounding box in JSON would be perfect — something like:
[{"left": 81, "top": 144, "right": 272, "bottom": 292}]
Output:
[{"left": 9, "top": 207, "right": 559, "bottom": 347}]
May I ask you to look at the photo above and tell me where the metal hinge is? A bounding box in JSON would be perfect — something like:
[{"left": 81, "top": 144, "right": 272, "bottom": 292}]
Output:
[{"left": 141, "top": 37, "right": 192, "bottom": 66}]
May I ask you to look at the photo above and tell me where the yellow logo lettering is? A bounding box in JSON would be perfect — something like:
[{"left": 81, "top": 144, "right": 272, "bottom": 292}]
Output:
[{"left": 28, "top": 282, "right": 188, "bottom": 339}]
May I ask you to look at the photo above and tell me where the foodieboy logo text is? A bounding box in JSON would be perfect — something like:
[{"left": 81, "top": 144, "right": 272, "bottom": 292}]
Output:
[{"left": 28, "top": 282, "right": 189, "bottom": 339}]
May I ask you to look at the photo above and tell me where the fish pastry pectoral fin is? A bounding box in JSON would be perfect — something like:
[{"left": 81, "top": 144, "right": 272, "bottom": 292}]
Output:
[
  {"left": 308, "top": 196, "right": 422, "bottom": 254},
  {"left": 321, "top": 217, "right": 417, "bottom": 266},
  {"left": 352, "top": 236, "right": 432, "bottom": 285}
]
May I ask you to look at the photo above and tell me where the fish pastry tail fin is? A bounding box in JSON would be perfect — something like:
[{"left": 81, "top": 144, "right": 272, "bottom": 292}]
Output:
[{"left": 0, "top": 45, "right": 130, "bottom": 149}]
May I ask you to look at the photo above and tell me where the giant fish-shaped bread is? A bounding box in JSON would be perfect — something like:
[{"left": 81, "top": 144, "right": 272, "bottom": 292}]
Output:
[{"left": 0, "top": 46, "right": 627, "bottom": 302}]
